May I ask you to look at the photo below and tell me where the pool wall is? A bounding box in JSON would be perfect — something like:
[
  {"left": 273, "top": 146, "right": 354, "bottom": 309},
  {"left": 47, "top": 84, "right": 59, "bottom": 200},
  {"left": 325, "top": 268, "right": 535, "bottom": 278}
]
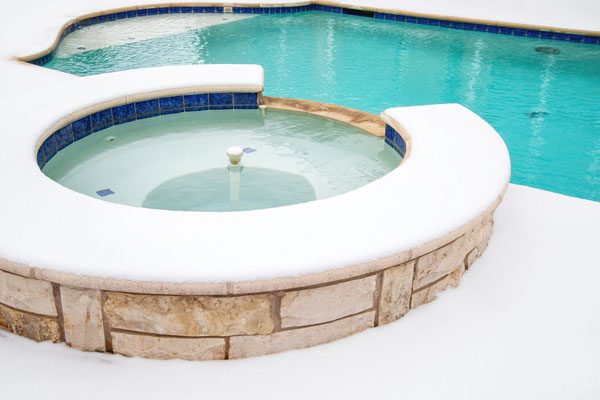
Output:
[
  {"left": 37, "top": 91, "right": 259, "bottom": 170},
  {"left": 18, "top": 1, "right": 600, "bottom": 67},
  {"left": 37, "top": 91, "right": 409, "bottom": 171},
  {"left": 0, "top": 195, "right": 499, "bottom": 360},
  {"left": 1, "top": 69, "right": 510, "bottom": 358}
]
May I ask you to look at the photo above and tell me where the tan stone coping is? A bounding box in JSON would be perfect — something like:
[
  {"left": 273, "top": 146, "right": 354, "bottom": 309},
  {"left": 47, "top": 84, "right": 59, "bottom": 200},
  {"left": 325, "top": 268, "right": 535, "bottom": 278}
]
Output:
[
  {"left": 16, "top": 1, "right": 600, "bottom": 66},
  {"left": 4, "top": 90, "right": 509, "bottom": 298},
  {"left": 261, "top": 95, "right": 385, "bottom": 137}
]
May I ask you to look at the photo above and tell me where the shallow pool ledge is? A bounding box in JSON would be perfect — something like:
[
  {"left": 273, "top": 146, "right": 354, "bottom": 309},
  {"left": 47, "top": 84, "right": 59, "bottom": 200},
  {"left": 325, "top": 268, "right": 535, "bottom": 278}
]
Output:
[{"left": 0, "top": 70, "right": 510, "bottom": 358}]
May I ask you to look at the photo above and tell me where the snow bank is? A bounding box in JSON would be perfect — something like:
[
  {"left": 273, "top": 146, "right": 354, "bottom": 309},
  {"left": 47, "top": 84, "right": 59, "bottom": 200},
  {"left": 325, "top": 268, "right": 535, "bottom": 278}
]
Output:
[{"left": 1, "top": 184, "right": 598, "bottom": 399}]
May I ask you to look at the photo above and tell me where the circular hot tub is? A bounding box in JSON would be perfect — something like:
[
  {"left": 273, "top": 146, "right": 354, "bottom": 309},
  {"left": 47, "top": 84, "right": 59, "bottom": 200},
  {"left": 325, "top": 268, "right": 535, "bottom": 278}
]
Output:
[
  {"left": 0, "top": 65, "right": 510, "bottom": 360},
  {"left": 41, "top": 107, "right": 402, "bottom": 212}
]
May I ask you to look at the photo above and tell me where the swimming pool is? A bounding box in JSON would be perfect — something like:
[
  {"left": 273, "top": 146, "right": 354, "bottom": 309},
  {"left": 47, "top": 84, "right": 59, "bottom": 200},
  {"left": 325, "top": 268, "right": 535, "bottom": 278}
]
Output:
[{"left": 41, "top": 11, "right": 600, "bottom": 201}]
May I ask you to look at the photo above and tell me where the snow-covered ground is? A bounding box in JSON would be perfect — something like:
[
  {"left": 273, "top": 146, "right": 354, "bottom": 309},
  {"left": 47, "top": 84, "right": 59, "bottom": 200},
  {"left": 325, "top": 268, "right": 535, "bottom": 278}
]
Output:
[
  {"left": 1, "top": 184, "right": 598, "bottom": 399},
  {"left": 1, "top": 1, "right": 599, "bottom": 398}
]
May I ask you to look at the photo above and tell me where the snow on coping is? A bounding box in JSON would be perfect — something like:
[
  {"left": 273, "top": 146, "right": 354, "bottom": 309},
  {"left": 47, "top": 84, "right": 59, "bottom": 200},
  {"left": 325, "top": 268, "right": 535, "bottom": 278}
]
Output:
[{"left": 0, "top": 55, "right": 511, "bottom": 283}]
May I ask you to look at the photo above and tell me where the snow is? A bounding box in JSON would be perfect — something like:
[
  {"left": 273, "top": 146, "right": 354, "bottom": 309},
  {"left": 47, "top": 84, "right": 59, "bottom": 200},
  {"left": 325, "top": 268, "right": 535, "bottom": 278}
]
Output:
[
  {"left": 1, "top": 184, "right": 598, "bottom": 399},
  {"left": 0, "top": 95, "right": 510, "bottom": 283},
  {"left": 0, "top": 2, "right": 511, "bottom": 284},
  {"left": 0, "top": 0, "right": 598, "bottom": 398}
]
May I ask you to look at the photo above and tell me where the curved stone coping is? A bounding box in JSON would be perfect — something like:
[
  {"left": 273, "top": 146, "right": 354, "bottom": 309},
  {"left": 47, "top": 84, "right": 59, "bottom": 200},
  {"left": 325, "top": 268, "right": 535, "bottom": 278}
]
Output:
[
  {"left": 262, "top": 96, "right": 384, "bottom": 136},
  {"left": 0, "top": 77, "right": 510, "bottom": 358},
  {"left": 18, "top": 1, "right": 600, "bottom": 66},
  {"left": 0, "top": 56, "right": 511, "bottom": 292}
]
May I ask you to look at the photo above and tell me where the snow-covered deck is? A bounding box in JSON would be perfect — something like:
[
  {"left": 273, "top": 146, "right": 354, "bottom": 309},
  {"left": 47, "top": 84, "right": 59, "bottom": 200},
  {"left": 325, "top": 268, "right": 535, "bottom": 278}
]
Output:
[{"left": 0, "top": 0, "right": 598, "bottom": 398}]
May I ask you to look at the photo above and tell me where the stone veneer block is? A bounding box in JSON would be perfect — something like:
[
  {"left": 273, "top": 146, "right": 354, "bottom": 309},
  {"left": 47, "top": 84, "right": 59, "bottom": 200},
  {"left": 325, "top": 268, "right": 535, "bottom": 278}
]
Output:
[
  {"left": 229, "top": 311, "right": 375, "bottom": 359},
  {"left": 378, "top": 261, "right": 414, "bottom": 325},
  {"left": 411, "top": 265, "right": 465, "bottom": 309},
  {"left": 465, "top": 249, "right": 478, "bottom": 270},
  {"left": 0, "top": 270, "right": 57, "bottom": 316},
  {"left": 104, "top": 292, "right": 273, "bottom": 336},
  {"left": 60, "top": 287, "right": 105, "bottom": 352},
  {"left": 465, "top": 219, "right": 493, "bottom": 269},
  {"left": 466, "top": 218, "right": 493, "bottom": 252},
  {"left": 111, "top": 332, "right": 226, "bottom": 361},
  {"left": 0, "top": 303, "right": 61, "bottom": 342},
  {"left": 0, "top": 310, "right": 7, "bottom": 329},
  {"left": 413, "top": 235, "right": 469, "bottom": 290},
  {"left": 280, "top": 275, "right": 377, "bottom": 328}
]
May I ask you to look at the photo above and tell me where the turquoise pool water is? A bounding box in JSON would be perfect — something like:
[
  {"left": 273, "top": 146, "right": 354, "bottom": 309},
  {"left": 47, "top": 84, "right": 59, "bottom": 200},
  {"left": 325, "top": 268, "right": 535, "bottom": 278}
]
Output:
[
  {"left": 42, "top": 109, "right": 401, "bottom": 211},
  {"left": 44, "top": 12, "right": 600, "bottom": 201}
]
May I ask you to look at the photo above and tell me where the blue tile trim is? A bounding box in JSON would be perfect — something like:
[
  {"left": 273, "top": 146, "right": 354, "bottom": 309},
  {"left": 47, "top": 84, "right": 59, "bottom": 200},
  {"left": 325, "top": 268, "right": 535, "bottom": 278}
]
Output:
[
  {"left": 569, "top": 34, "right": 584, "bottom": 42},
  {"left": 159, "top": 96, "right": 184, "bottom": 114},
  {"left": 384, "top": 124, "right": 406, "bottom": 157},
  {"left": 234, "top": 92, "right": 258, "bottom": 106},
  {"left": 42, "top": 134, "right": 58, "bottom": 162},
  {"left": 112, "top": 104, "right": 136, "bottom": 125},
  {"left": 26, "top": 3, "right": 600, "bottom": 67},
  {"left": 72, "top": 116, "right": 92, "bottom": 141},
  {"left": 209, "top": 93, "right": 233, "bottom": 107},
  {"left": 37, "top": 147, "right": 46, "bottom": 169},
  {"left": 384, "top": 125, "right": 395, "bottom": 143},
  {"left": 90, "top": 109, "right": 113, "bottom": 132},
  {"left": 134, "top": 99, "right": 159, "bottom": 117},
  {"left": 184, "top": 94, "right": 209, "bottom": 109},
  {"left": 38, "top": 92, "right": 259, "bottom": 169},
  {"left": 54, "top": 125, "right": 73, "bottom": 151},
  {"left": 554, "top": 32, "right": 569, "bottom": 41}
]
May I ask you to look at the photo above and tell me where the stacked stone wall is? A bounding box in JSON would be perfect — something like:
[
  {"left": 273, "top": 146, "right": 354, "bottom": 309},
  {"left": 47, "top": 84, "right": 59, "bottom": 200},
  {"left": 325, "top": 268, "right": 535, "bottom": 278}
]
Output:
[{"left": 0, "top": 214, "right": 494, "bottom": 360}]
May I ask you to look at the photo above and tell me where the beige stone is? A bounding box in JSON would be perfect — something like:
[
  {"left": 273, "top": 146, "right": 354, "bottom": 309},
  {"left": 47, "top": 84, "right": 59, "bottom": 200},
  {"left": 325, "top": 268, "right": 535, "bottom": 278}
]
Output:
[
  {"left": 465, "top": 219, "right": 493, "bottom": 269},
  {"left": 280, "top": 275, "right": 377, "bottom": 328},
  {"left": 378, "top": 261, "right": 414, "bottom": 325},
  {"left": 465, "top": 218, "right": 494, "bottom": 252},
  {"left": 0, "top": 270, "right": 57, "bottom": 316},
  {"left": 262, "top": 96, "right": 385, "bottom": 136},
  {"left": 111, "top": 332, "right": 225, "bottom": 361},
  {"left": 229, "top": 311, "right": 375, "bottom": 359},
  {"left": 413, "top": 235, "right": 470, "bottom": 290},
  {"left": 0, "top": 310, "right": 7, "bottom": 329},
  {"left": 411, "top": 265, "right": 465, "bottom": 309},
  {"left": 0, "top": 303, "right": 62, "bottom": 342},
  {"left": 60, "top": 287, "right": 105, "bottom": 352},
  {"left": 465, "top": 248, "right": 478, "bottom": 270},
  {"left": 104, "top": 292, "right": 273, "bottom": 336}
]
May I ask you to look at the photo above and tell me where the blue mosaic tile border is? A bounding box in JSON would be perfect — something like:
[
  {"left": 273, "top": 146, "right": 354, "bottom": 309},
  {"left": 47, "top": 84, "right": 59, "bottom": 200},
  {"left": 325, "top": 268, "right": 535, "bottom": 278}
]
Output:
[
  {"left": 37, "top": 92, "right": 258, "bottom": 169},
  {"left": 384, "top": 124, "right": 406, "bottom": 157},
  {"left": 372, "top": 12, "right": 599, "bottom": 44},
  {"left": 27, "top": 3, "right": 600, "bottom": 66}
]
